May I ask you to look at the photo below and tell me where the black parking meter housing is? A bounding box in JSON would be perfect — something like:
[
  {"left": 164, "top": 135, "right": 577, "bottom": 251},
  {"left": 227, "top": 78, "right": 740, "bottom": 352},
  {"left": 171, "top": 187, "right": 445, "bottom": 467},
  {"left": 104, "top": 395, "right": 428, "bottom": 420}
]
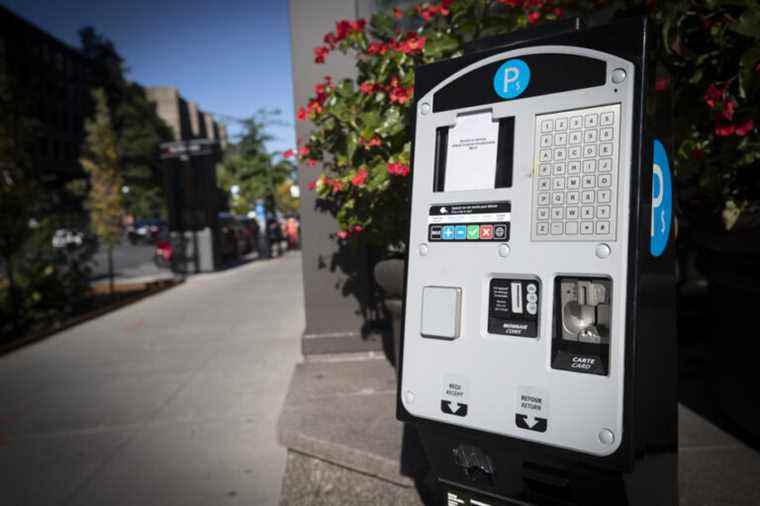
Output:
[{"left": 397, "top": 17, "right": 677, "bottom": 505}]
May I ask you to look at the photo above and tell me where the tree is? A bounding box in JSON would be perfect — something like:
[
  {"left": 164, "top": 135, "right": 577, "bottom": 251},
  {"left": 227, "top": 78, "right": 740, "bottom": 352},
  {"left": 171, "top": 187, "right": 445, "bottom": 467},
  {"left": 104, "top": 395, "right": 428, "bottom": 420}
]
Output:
[
  {"left": 218, "top": 112, "right": 297, "bottom": 216},
  {"left": 81, "top": 89, "right": 124, "bottom": 294},
  {"left": 79, "top": 28, "right": 174, "bottom": 219},
  {"left": 0, "top": 73, "right": 36, "bottom": 335}
]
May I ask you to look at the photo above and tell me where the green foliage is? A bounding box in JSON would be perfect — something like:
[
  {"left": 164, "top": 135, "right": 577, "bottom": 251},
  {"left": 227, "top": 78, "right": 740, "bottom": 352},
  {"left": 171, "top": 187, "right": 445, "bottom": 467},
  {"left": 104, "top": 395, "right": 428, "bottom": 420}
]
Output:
[
  {"left": 81, "top": 88, "right": 124, "bottom": 247},
  {"left": 79, "top": 28, "right": 174, "bottom": 219},
  {"left": 653, "top": 0, "right": 760, "bottom": 230},
  {"left": 300, "top": 0, "right": 760, "bottom": 249},
  {"left": 218, "top": 112, "right": 298, "bottom": 215}
]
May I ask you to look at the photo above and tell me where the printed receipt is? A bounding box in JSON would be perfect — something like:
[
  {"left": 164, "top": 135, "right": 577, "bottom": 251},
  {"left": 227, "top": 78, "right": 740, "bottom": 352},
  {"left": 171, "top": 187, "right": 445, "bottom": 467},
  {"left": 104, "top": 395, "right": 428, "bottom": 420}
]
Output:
[{"left": 444, "top": 111, "right": 499, "bottom": 192}]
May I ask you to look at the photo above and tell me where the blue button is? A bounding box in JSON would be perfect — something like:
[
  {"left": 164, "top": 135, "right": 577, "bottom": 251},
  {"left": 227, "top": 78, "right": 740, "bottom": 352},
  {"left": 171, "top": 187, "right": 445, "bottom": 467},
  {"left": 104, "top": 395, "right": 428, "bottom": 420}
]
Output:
[
  {"left": 442, "top": 226, "right": 455, "bottom": 240},
  {"left": 454, "top": 225, "right": 467, "bottom": 240}
]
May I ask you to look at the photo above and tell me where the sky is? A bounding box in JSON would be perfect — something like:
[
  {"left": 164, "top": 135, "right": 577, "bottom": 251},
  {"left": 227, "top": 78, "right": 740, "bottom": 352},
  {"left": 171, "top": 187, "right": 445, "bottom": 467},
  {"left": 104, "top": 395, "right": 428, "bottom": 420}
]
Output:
[{"left": 4, "top": 0, "right": 296, "bottom": 153}]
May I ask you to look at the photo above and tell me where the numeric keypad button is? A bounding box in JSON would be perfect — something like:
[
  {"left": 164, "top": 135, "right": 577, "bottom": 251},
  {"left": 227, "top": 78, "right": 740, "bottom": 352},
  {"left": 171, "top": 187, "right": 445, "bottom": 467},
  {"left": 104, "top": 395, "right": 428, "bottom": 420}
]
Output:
[
  {"left": 539, "top": 149, "right": 552, "bottom": 162},
  {"left": 554, "top": 132, "right": 567, "bottom": 145},
  {"left": 597, "top": 189, "right": 611, "bottom": 203},
  {"left": 552, "top": 192, "right": 565, "bottom": 205},
  {"left": 537, "top": 207, "right": 550, "bottom": 220},
  {"left": 581, "top": 222, "right": 594, "bottom": 234},
  {"left": 583, "top": 144, "right": 597, "bottom": 158},
  {"left": 596, "top": 221, "right": 610, "bottom": 234},
  {"left": 551, "top": 223, "right": 564, "bottom": 235},
  {"left": 583, "top": 129, "right": 598, "bottom": 144},
  {"left": 553, "top": 163, "right": 566, "bottom": 175},
  {"left": 537, "top": 222, "right": 549, "bottom": 235},
  {"left": 582, "top": 175, "right": 596, "bottom": 188},
  {"left": 552, "top": 177, "right": 565, "bottom": 190},
  {"left": 581, "top": 190, "right": 595, "bottom": 203},
  {"left": 570, "top": 116, "right": 583, "bottom": 129},
  {"left": 599, "top": 143, "right": 613, "bottom": 157},
  {"left": 538, "top": 178, "right": 550, "bottom": 191},
  {"left": 581, "top": 206, "right": 595, "bottom": 219},
  {"left": 566, "top": 207, "right": 579, "bottom": 219},
  {"left": 567, "top": 176, "right": 580, "bottom": 190},
  {"left": 566, "top": 191, "right": 580, "bottom": 204},
  {"left": 551, "top": 207, "right": 564, "bottom": 220},
  {"left": 598, "top": 174, "right": 612, "bottom": 188},
  {"left": 600, "top": 128, "right": 614, "bottom": 141},
  {"left": 568, "top": 161, "right": 581, "bottom": 174},
  {"left": 568, "top": 146, "right": 581, "bottom": 159},
  {"left": 582, "top": 159, "right": 596, "bottom": 173},
  {"left": 553, "top": 148, "right": 567, "bottom": 161},
  {"left": 598, "top": 158, "right": 612, "bottom": 172},
  {"left": 555, "top": 118, "right": 568, "bottom": 131},
  {"left": 539, "top": 164, "right": 551, "bottom": 176},
  {"left": 538, "top": 192, "right": 550, "bottom": 205},
  {"left": 597, "top": 205, "right": 611, "bottom": 219},
  {"left": 600, "top": 111, "right": 614, "bottom": 126},
  {"left": 565, "top": 222, "right": 579, "bottom": 235},
  {"left": 584, "top": 114, "right": 598, "bottom": 128},
  {"left": 541, "top": 120, "right": 554, "bottom": 133},
  {"left": 569, "top": 131, "right": 582, "bottom": 144},
  {"left": 540, "top": 134, "right": 553, "bottom": 147}
]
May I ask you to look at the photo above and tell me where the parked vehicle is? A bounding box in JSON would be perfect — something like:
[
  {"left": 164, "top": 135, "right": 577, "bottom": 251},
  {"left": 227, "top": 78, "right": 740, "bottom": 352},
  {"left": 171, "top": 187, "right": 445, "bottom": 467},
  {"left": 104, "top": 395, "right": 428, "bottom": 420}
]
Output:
[
  {"left": 238, "top": 217, "right": 260, "bottom": 255},
  {"left": 218, "top": 213, "right": 245, "bottom": 263},
  {"left": 127, "top": 219, "right": 165, "bottom": 245}
]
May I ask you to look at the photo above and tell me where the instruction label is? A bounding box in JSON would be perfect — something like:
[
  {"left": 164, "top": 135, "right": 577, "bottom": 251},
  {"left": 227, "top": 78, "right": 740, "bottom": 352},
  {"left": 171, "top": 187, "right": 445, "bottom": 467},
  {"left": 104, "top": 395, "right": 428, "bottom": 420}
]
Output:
[
  {"left": 515, "top": 386, "right": 549, "bottom": 433},
  {"left": 487, "top": 278, "right": 539, "bottom": 337},
  {"left": 441, "top": 374, "right": 469, "bottom": 417},
  {"left": 428, "top": 201, "right": 510, "bottom": 242}
]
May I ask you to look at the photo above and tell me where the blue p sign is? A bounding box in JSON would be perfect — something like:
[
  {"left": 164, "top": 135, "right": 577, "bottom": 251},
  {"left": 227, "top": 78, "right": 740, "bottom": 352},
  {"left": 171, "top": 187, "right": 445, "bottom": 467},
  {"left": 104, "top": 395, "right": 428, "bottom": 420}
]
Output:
[
  {"left": 493, "top": 59, "right": 531, "bottom": 99},
  {"left": 650, "top": 139, "right": 672, "bottom": 257}
]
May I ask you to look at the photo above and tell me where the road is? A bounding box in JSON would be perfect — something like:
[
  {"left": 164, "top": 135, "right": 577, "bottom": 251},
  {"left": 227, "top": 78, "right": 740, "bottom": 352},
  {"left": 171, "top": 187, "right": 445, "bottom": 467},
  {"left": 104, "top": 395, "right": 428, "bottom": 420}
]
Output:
[
  {"left": 0, "top": 252, "right": 304, "bottom": 505},
  {"left": 90, "top": 240, "right": 168, "bottom": 282}
]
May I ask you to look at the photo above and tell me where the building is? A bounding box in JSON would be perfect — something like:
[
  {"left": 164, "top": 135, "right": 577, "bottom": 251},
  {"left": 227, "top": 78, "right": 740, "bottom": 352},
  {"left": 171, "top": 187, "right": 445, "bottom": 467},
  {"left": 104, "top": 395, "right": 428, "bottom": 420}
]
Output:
[
  {"left": 145, "top": 86, "right": 228, "bottom": 147},
  {"left": 0, "top": 5, "right": 96, "bottom": 188}
]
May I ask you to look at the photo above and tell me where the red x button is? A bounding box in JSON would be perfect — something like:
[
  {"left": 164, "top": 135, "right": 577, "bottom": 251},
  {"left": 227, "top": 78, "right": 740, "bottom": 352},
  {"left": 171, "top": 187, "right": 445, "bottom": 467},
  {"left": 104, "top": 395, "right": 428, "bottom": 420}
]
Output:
[{"left": 479, "top": 224, "right": 493, "bottom": 240}]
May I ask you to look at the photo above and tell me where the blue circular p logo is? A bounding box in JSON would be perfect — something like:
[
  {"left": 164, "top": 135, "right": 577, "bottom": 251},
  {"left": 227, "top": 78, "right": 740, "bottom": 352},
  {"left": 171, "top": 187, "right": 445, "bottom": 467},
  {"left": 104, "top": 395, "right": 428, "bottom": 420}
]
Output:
[
  {"left": 650, "top": 139, "right": 672, "bottom": 257},
  {"left": 493, "top": 59, "right": 531, "bottom": 99}
]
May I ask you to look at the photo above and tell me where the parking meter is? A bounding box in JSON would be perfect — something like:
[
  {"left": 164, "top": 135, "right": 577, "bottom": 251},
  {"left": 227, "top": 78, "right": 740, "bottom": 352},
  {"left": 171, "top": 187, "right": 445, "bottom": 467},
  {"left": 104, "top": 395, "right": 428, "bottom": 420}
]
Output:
[{"left": 398, "top": 17, "right": 677, "bottom": 506}]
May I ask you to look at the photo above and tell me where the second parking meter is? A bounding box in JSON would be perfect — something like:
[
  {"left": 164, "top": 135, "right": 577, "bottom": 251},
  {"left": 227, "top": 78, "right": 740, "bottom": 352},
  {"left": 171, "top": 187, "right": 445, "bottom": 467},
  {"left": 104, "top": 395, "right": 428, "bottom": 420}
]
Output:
[{"left": 398, "top": 17, "right": 677, "bottom": 506}]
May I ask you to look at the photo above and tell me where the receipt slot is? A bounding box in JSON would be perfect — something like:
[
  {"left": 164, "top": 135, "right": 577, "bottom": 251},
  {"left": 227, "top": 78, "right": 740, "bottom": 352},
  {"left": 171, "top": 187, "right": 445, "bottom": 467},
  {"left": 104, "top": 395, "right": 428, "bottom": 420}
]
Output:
[{"left": 398, "top": 17, "right": 677, "bottom": 506}]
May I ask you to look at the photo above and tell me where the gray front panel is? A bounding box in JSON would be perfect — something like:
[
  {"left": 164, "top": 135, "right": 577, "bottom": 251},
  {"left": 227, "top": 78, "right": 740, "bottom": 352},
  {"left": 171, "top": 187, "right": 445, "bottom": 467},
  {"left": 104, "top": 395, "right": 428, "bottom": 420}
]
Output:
[{"left": 401, "top": 46, "right": 635, "bottom": 456}]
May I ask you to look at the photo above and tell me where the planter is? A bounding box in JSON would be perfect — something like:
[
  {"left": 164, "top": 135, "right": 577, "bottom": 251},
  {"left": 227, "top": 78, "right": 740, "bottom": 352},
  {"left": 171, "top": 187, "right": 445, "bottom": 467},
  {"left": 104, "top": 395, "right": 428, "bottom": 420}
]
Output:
[
  {"left": 697, "top": 230, "right": 760, "bottom": 440},
  {"left": 374, "top": 258, "right": 405, "bottom": 368}
]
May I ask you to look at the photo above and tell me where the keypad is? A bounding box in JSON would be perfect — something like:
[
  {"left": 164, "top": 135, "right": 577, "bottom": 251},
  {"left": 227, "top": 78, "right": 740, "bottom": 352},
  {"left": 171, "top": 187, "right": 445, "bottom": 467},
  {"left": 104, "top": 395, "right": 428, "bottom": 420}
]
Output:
[{"left": 532, "top": 104, "right": 620, "bottom": 241}]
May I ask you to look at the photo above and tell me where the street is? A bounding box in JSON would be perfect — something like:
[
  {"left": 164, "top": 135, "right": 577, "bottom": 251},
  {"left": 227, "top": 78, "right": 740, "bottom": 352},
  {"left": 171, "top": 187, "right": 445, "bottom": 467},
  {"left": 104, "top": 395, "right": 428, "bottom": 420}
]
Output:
[
  {"left": 0, "top": 252, "right": 304, "bottom": 506},
  {"left": 90, "top": 240, "right": 168, "bottom": 282}
]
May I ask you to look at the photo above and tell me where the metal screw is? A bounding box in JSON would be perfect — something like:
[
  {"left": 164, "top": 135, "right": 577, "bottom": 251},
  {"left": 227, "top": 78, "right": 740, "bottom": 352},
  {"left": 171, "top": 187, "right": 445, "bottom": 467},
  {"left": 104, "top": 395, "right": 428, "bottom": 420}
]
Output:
[
  {"left": 420, "top": 102, "right": 431, "bottom": 115},
  {"left": 419, "top": 243, "right": 429, "bottom": 256},
  {"left": 404, "top": 390, "right": 415, "bottom": 404},
  {"left": 598, "top": 428, "right": 615, "bottom": 445},
  {"left": 498, "top": 244, "right": 511, "bottom": 258}
]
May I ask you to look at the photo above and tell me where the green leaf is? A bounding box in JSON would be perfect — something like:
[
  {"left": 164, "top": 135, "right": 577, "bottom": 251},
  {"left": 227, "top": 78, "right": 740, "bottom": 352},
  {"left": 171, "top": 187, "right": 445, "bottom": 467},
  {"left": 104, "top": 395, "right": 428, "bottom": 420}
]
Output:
[{"left": 731, "top": 11, "right": 760, "bottom": 39}]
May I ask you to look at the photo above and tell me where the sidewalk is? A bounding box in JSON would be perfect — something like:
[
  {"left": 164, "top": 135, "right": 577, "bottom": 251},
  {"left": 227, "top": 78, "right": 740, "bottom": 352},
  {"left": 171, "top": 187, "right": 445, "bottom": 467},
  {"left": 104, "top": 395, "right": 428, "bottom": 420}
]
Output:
[{"left": 0, "top": 252, "right": 304, "bottom": 506}]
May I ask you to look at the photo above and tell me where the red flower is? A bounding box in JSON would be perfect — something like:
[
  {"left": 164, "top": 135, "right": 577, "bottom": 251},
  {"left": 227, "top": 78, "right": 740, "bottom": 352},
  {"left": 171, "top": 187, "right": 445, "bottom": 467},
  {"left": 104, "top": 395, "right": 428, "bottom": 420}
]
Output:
[
  {"left": 552, "top": 7, "right": 562, "bottom": 17},
  {"left": 715, "top": 123, "right": 735, "bottom": 137},
  {"left": 704, "top": 83, "right": 724, "bottom": 109},
  {"left": 527, "top": 11, "right": 541, "bottom": 24},
  {"left": 307, "top": 159, "right": 317, "bottom": 167},
  {"left": 353, "top": 225, "right": 363, "bottom": 233},
  {"left": 387, "top": 162, "right": 410, "bottom": 176},
  {"left": 367, "top": 42, "right": 389, "bottom": 55},
  {"left": 314, "top": 45, "right": 330, "bottom": 64},
  {"left": 299, "top": 146, "right": 310, "bottom": 157},
  {"left": 296, "top": 107, "right": 307, "bottom": 121},
  {"left": 655, "top": 76, "right": 670, "bottom": 92},
  {"left": 307, "top": 179, "right": 317, "bottom": 190},
  {"left": 366, "top": 136, "right": 382, "bottom": 147},
  {"left": 351, "top": 167, "right": 368, "bottom": 186},
  {"left": 397, "top": 34, "right": 426, "bottom": 54},
  {"left": 389, "top": 85, "right": 413, "bottom": 104},
  {"left": 323, "top": 32, "right": 337, "bottom": 49},
  {"left": 360, "top": 81, "right": 376, "bottom": 94},
  {"left": 329, "top": 179, "right": 344, "bottom": 192},
  {"left": 336, "top": 230, "right": 349, "bottom": 239},
  {"left": 306, "top": 99, "right": 323, "bottom": 116},
  {"left": 721, "top": 99, "right": 737, "bottom": 121},
  {"left": 735, "top": 119, "right": 754, "bottom": 137},
  {"left": 282, "top": 149, "right": 294, "bottom": 159},
  {"left": 350, "top": 19, "right": 367, "bottom": 32},
  {"left": 393, "top": 7, "right": 403, "bottom": 19}
]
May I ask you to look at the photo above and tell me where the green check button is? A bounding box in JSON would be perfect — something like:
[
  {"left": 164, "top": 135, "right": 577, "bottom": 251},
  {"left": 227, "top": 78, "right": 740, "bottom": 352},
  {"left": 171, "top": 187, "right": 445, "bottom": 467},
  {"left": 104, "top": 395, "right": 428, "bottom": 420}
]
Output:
[{"left": 467, "top": 224, "right": 480, "bottom": 240}]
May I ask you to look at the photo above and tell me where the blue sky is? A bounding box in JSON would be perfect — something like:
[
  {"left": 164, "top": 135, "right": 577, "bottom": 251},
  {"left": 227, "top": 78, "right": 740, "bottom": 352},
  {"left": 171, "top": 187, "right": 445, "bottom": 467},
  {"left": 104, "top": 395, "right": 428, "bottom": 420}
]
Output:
[{"left": 4, "top": 0, "right": 296, "bottom": 152}]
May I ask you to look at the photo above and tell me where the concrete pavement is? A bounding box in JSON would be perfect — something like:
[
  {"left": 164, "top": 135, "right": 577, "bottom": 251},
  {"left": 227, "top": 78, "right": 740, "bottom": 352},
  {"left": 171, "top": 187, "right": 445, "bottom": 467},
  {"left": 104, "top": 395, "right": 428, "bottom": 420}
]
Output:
[{"left": 0, "top": 252, "right": 304, "bottom": 506}]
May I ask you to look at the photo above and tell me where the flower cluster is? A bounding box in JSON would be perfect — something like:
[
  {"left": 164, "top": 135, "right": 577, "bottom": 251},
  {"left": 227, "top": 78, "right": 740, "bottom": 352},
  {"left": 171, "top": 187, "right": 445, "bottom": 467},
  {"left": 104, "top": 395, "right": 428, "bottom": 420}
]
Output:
[
  {"left": 387, "top": 162, "right": 410, "bottom": 176},
  {"left": 704, "top": 83, "right": 754, "bottom": 138},
  {"left": 296, "top": 76, "right": 334, "bottom": 120},
  {"left": 314, "top": 19, "right": 367, "bottom": 63},
  {"left": 415, "top": 0, "right": 453, "bottom": 21}
]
